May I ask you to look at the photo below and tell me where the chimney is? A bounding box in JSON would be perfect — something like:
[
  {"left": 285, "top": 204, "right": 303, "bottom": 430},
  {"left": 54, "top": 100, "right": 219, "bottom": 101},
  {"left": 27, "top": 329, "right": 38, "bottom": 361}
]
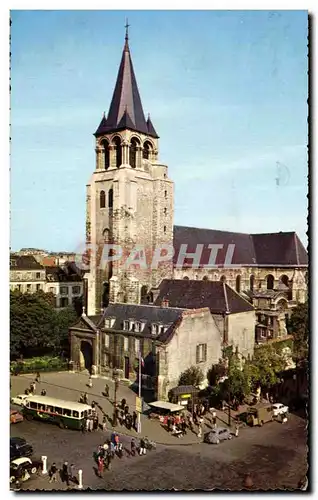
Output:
[{"left": 161, "top": 298, "right": 169, "bottom": 308}]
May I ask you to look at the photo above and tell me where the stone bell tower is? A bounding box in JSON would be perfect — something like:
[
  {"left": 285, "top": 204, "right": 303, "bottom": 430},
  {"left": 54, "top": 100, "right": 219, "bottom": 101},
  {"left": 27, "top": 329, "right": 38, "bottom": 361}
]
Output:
[{"left": 85, "top": 26, "right": 174, "bottom": 316}]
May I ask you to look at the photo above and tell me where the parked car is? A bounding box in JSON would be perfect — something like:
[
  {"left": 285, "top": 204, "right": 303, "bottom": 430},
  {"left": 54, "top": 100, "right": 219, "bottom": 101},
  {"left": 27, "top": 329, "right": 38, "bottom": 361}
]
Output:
[
  {"left": 11, "top": 394, "right": 29, "bottom": 407},
  {"left": 204, "top": 427, "right": 233, "bottom": 444},
  {"left": 10, "top": 457, "right": 42, "bottom": 484},
  {"left": 272, "top": 403, "right": 289, "bottom": 417},
  {"left": 10, "top": 437, "right": 33, "bottom": 461},
  {"left": 10, "top": 409, "right": 24, "bottom": 424}
]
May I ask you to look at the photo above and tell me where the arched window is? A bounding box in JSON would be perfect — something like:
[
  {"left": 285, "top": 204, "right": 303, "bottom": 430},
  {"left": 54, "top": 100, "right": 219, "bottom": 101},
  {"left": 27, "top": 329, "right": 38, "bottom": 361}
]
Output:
[
  {"left": 183, "top": 276, "right": 189, "bottom": 280},
  {"left": 102, "top": 140, "right": 110, "bottom": 169},
  {"left": 202, "top": 276, "right": 208, "bottom": 281},
  {"left": 220, "top": 275, "right": 226, "bottom": 283},
  {"left": 130, "top": 138, "right": 139, "bottom": 168},
  {"left": 108, "top": 188, "right": 113, "bottom": 209},
  {"left": 143, "top": 141, "right": 152, "bottom": 159},
  {"left": 250, "top": 275, "right": 255, "bottom": 292},
  {"left": 280, "top": 275, "right": 289, "bottom": 287},
  {"left": 148, "top": 292, "right": 154, "bottom": 303},
  {"left": 236, "top": 275, "right": 241, "bottom": 293},
  {"left": 164, "top": 225, "right": 166, "bottom": 233},
  {"left": 113, "top": 137, "right": 122, "bottom": 168},
  {"left": 100, "top": 191, "right": 106, "bottom": 208},
  {"left": 103, "top": 228, "right": 110, "bottom": 242},
  {"left": 266, "top": 274, "right": 274, "bottom": 290},
  {"left": 164, "top": 190, "right": 167, "bottom": 198}
]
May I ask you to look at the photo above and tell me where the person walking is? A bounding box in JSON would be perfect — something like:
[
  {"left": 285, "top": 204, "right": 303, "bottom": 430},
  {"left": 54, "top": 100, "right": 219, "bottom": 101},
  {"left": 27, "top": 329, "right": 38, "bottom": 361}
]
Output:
[
  {"left": 197, "top": 424, "right": 202, "bottom": 439},
  {"left": 62, "top": 462, "right": 70, "bottom": 487},
  {"left": 41, "top": 389, "right": 46, "bottom": 396},
  {"left": 132, "top": 411, "right": 137, "bottom": 431},
  {"left": 235, "top": 423, "right": 239, "bottom": 437},
  {"left": 131, "top": 438, "right": 136, "bottom": 457},
  {"left": 97, "top": 455, "right": 104, "bottom": 478},
  {"left": 88, "top": 376, "right": 93, "bottom": 388},
  {"left": 104, "top": 384, "right": 109, "bottom": 398},
  {"left": 35, "top": 372, "right": 41, "bottom": 383},
  {"left": 49, "top": 463, "right": 58, "bottom": 483},
  {"left": 139, "top": 438, "right": 146, "bottom": 455},
  {"left": 102, "top": 415, "right": 107, "bottom": 431},
  {"left": 69, "top": 464, "right": 75, "bottom": 483}
]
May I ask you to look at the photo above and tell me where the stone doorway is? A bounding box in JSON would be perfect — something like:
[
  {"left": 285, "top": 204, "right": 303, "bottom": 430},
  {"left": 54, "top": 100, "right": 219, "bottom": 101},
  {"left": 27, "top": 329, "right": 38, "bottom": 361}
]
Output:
[{"left": 79, "top": 340, "right": 93, "bottom": 372}]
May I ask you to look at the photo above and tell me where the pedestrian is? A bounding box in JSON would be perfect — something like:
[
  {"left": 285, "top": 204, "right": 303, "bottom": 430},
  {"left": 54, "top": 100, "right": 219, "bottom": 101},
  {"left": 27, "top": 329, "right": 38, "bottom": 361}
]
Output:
[
  {"left": 139, "top": 438, "right": 146, "bottom": 455},
  {"left": 84, "top": 392, "right": 88, "bottom": 404},
  {"left": 35, "top": 372, "right": 40, "bottom": 383},
  {"left": 131, "top": 438, "right": 136, "bottom": 457},
  {"left": 41, "top": 389, "right": 46, "bottom": 396},
  {"left": 62, "top": 461, "right": 70, "bottom": 487},
  {"left": 49, "top": 462, "right": 58, "bottom": 483},
  {"left": 25, "top": 388, "right": 29, "bottom": 395},
  {"left": 235, "top": 423, "right": 239, "bottom": 437},
  {"left": 197, "top": 425, "right": 202, "bottom": 439},
  {"left": 104, "top": 384, "right": 109, "bottom": 398},
  {"left": 102, "top": 415, "right": 107, "bottom": 431},
  {"left": 97, "top": 455, "right": 104, "bottom": 478},
  {"left": 126, "top": 413, "right": 132, "bottom": 430},
  {"left": 88, "top": 376, "right": 93, "bottom": 388},
  {"left": 89, "top": 418, "right": 94, "bottom": 432},
  {"left": 121, "top": 398, "right": 126, "bottom": 409},
  {"left": 181, "top": 418, "right": 187, "bottom": 435},
  {"left": 121, "top": 410, "right": 126, "bottom": 426},
  {"left": 69, "top": 464, "right": 75, "bottom": 483},
  {"left": 132, "top": 411, "right": 137, "bottom": 430},
  {"left": 124, "top": 404, "right": 129, "bottom": 415},
  {"left": 114, "top": 433, "right": 119, "bottom": 451}
]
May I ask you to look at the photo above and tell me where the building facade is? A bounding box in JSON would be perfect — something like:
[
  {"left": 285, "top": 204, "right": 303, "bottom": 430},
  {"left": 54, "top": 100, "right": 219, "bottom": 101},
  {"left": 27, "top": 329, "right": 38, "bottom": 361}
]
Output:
[
  {"left": 45, "top": 265, "right": 83, "bottom": 308},
  {"left": 10, "top": 255, "right": 46, "bottom": 293}
]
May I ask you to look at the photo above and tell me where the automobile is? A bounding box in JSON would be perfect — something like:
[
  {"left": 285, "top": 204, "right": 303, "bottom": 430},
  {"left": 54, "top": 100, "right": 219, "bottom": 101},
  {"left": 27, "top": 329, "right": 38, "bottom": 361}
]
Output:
[
  {"left": 204, "top": 427, "right": 233, "bottom": 444},
  {"left": 10, "top": 457, "right": 42, "bottom": 484},
  {"left": 10, "top": 394, "right": 29, "bottom": 407},
  {"left": 272, "top": 403, "right": 289, "bottom": 417},
  {"left": 10, "top": 437, "right": 33, "bottom": 461},
  {"left": 10, "top": 409, "right": 24, "bottom": 424}
]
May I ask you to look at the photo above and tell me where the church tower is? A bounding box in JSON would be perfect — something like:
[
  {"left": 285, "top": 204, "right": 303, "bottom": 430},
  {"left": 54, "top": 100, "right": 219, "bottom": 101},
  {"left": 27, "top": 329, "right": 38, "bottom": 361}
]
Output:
[{"left": 85, "top": 26, "right": 174, "bottom": 315}]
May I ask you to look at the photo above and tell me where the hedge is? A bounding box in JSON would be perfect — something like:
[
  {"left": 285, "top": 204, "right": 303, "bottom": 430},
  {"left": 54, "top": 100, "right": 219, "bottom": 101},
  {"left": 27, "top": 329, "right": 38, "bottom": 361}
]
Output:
[{"left": 10, "top": 356, "right": 68, "bottom": 374}]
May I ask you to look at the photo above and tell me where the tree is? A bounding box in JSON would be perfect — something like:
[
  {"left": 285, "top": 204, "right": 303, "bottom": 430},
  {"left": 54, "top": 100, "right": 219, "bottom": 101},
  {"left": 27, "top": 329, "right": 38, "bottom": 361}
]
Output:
[
  {"left": 219, "top": 347, "right": 250, "bottom": 404},
  {"left": 249, "top": 345, "right": 287, "bottom": 390},
  {"left": 207, "top": 361, "right": 227, "bottom": 386},
  {"left": 287, "top": 302, "right": 308, "bottom": 365},
  {"left": 10, "top": 291, "right": 78, "bottom": 360},
  {"left": 178, "top": 366, "right": 204, "bottom": 387}
]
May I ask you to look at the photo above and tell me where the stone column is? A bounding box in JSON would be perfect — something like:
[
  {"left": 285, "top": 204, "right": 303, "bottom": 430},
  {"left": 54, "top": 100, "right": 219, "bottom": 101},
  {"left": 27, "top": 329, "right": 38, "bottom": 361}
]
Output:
[
  {"left": 122, "top": 140, "right": 129, "bottom": 165},
  {"left": 95, "top": 147, "right": 102, "bottom": 170},
  {"left": 109, "top": 145, "right": 116, "bottom": 168},
  {"left": 136, "top": 146, "right": 143, "bottom": 169}
]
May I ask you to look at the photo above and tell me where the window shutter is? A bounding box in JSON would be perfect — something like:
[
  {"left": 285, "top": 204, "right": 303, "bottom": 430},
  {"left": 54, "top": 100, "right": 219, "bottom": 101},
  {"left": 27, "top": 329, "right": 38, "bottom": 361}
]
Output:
[
  {"left": 204, "top": 344, "right": 207, "bottom": 362},
  {"left": 196, "top": 345, "right": 200, "bottom": 364}
]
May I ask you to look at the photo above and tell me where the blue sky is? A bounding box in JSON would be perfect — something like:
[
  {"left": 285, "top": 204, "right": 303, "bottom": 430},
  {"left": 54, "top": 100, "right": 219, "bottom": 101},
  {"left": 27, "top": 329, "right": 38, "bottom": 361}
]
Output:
[{"left": 10, "top": 10, "right": 308, "bottom": 251}]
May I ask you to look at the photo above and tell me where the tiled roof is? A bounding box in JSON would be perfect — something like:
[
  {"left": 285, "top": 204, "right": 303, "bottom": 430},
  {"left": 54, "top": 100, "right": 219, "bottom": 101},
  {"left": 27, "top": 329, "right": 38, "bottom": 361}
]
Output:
[
  {"left": 95, "top": 34, "right": 158, "bottom": 139},
  {"left": 173, "top": 226, "right": 308, "bottom": 267},
  {"left": 154, "top": 279, "right": 255, "bottom": 314},
  {"left": 10, "top": 254, "right": 44, "bottom": 270},
  {"left": 100, "top": 303, "right": 185, "bottom": 337},
  {"left": 45, "top": 265, "right": 82, "bottom": 283}
]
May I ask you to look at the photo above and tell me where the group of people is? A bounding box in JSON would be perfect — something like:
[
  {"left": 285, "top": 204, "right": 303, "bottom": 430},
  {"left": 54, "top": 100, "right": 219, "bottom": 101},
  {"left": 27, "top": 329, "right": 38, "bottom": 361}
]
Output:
[
  {"left": 48, "top": 461, "right": 77, "bottom": 487},
  {"left": 114, "top": 399, "right": 138, "bottom": 432}
]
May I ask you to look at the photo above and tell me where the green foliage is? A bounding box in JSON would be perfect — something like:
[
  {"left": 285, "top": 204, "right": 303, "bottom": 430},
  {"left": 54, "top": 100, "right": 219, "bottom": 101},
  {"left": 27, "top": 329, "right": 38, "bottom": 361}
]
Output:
[
  {"left": 178, "top": 366, "right": 204, "bottom": 388},
  {"left": 287, "top": 302, "right": 309, "bottom": 364},
  {"left": 10, "top": 356, "right": 68, "bottom": 374},
  {"left": 250, "top": 345, "right": 286, "bottom": 389},
  {"left": 10, "top": 291, "right": 78, "bottom": 360},
  {"left": 207, "top": 361, "right": 227, "bottom": 386}
]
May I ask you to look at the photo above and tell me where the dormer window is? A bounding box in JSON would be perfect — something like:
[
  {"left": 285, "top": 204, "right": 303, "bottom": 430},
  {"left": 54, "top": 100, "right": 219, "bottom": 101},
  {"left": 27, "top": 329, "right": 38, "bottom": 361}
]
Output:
[
  {"left": 123, "top": 320, "right": 130, "bottom": 331},
  {"left": 105, "top": 317, "right": 115, "bottom": 329},
  {"left": 135, "top": 322, "right": 142, "bottom": 333}
]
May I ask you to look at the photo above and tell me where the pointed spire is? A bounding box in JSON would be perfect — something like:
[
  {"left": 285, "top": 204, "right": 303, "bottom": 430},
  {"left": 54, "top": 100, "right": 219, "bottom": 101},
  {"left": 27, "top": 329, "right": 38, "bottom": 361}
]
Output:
[
  {"left": 95, "top": 25, "right": 159, "bottom": 138},
  {"left": 147, "top": 114, "right": 159, "bottom": 138}
]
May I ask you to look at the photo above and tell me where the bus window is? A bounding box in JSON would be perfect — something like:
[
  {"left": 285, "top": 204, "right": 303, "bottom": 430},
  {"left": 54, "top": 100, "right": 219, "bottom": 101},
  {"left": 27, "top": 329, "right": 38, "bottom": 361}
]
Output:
[
  {"left": 73, "top": 411, "right": 79, "bottom": 418},
  {"left": 45, "top": 405, "right": 53, "bottom": 413},
  {"left": 40, "top": 405, "right": 45, "bottom": 411},
  {"left": 63, "top": 408, "right": 72, "bottom": 417},
  {"left": 83, "top": 410, "right": 87, "bottom": 418},
  {"left": 30, "top": 402, "right": 38, "bottom": 410},
  {"left": 54, "top": 407, "right": 62, "bottom": 415}
]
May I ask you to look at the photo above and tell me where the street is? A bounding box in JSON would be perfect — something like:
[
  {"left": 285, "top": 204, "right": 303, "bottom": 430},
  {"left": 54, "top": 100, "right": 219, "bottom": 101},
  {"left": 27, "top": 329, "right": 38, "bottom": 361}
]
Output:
[{"left": 10, "top": 372, "right": 308, "bottom": 491}]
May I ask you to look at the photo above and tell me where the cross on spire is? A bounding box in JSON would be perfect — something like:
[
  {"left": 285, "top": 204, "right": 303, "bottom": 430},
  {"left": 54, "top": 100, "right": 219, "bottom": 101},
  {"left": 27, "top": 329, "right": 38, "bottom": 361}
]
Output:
[{"left": 125, "top": 19, "right": 130, "bottom": 42}]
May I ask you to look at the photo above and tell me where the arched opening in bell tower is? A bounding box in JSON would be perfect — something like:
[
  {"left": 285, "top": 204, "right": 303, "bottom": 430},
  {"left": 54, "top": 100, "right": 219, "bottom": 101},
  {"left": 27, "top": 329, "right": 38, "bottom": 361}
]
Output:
[
  {"left": 108, "top": 188, "right": 113, "bottom": 208},
  {"left": 130, "top": 137, "right": 140, "bottom": 168},
  {"left": 113, "top": 136, "right": 122, "bottom": 168},
  {"left": 102, "top": 139, "right": 110, "bottom": 169},
  {"left": 100, "top": 190, "right": 106, "bottom": 208},
  {"left": 143, "top": 140, "right": 152, "bottom": 159}
]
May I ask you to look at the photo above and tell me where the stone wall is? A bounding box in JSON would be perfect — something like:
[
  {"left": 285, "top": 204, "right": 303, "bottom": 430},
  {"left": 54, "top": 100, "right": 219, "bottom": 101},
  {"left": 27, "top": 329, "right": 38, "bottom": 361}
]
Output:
[
  {"left": 227, "top": 310, "right": 256, "bottom": 359},
  {"left": 157, "top": 309, "right": 222, "bottom": 399}
]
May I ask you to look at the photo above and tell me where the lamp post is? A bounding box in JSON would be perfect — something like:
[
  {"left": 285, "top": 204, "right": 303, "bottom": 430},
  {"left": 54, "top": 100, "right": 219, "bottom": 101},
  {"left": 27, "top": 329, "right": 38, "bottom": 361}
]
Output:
[{"left": 112, "top": 368, "right": 119, "bottom": 427}]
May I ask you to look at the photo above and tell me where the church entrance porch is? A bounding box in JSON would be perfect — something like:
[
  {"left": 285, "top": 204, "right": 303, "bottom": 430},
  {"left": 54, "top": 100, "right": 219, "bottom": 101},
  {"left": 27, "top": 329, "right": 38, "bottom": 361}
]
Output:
[{"left": 79, "top": 340, "right": 93, "bottom": 373}]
